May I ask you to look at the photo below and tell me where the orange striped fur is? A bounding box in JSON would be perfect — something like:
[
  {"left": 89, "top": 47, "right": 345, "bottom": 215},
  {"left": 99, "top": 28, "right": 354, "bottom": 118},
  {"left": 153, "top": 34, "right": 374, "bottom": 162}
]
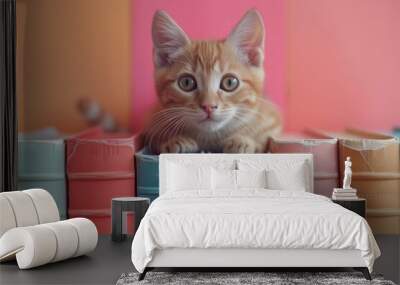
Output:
[{"left": 145, "top": 10, "right": 282, "bottom": 153}]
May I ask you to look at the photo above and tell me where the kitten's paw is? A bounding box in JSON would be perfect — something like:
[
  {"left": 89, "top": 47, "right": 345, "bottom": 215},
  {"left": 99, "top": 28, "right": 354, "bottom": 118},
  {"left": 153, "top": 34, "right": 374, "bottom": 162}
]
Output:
[
  {"left": 223, "top": 136, "right": 257, "bottom": 153},
  {"left": 160, "top": 136, "right": 199, "bottom": 153}
]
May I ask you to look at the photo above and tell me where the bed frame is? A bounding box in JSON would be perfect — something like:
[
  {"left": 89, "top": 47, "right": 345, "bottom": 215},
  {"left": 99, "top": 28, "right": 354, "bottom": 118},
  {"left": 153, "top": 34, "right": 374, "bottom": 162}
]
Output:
[
  {"left": 138, "top": 154, "right": 372, "bottom": 281},
  {"left": 139, "top": 248, "right": 371, "bottom": 280}
]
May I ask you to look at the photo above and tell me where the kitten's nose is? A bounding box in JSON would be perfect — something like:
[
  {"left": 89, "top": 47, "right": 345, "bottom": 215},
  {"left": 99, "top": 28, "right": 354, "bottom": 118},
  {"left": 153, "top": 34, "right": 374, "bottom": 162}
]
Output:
[{"left": 201, "top": 104, "right": 218, "bottom": 117}]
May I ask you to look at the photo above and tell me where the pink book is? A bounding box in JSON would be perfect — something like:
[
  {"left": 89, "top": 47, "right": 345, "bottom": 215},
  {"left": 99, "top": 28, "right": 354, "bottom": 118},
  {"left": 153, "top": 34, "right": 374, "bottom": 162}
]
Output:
[{"left": 66, "top": 127, "right": 143, "bottom": 234}]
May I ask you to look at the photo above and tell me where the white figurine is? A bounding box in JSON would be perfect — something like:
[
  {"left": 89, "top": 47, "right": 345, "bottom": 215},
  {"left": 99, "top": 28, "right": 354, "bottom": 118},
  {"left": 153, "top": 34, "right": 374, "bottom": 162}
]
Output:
[
  {"left": 332, "top": 156, "right": 357, "bottom": 199},
  {"left": 343, "top": 157, "right": 352, "bottom": 189}
]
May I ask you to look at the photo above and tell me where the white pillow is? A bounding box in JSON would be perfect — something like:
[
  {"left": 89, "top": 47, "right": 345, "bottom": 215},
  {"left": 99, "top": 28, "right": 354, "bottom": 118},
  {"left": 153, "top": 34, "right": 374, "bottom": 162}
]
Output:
[
  {"left": 238, "top": 159, "right": 310, "bottom": 192},
  {"left": 211, "top": 168, "right": 236, "bottom": 190},
  {"left": 167, "top": 162, "right": 211, "bottom": 191},
  {"left": 266, "top": 163, "right": 307, "bottom": 191},
  {"left": 237, "top": 169, "right": 267, "bottom": 188},
  {"left": 211, "top": 169, "right": 268, "bottom": 190}
]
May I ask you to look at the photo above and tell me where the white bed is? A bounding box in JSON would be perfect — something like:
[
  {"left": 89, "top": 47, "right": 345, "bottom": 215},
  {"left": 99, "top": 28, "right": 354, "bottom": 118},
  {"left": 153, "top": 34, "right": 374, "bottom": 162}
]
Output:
[{"left": 131, "top": 154, "right": 380, "bottom": 280}]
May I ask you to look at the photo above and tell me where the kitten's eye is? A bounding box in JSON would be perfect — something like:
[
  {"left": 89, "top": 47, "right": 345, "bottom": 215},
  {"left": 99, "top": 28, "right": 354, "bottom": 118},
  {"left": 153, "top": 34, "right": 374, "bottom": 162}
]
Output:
[
  {"left": 220, "top": 75, "right": 239, "bottom": 92},
  {"left": 178, "top": 74, "right": 197, "bottom": 92}
]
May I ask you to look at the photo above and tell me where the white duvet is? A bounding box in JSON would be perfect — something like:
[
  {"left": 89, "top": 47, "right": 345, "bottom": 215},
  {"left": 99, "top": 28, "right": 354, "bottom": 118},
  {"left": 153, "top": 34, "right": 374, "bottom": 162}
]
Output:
[{"left": 131, "top": 190, "right": 380, "bottom": 273}]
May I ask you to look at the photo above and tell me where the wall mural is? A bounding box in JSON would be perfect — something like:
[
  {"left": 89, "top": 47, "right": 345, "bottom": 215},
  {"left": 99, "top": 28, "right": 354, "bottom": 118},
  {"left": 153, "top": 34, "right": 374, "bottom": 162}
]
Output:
[{"left": 15, "top": 0, "right": 399, "bottom": 235}]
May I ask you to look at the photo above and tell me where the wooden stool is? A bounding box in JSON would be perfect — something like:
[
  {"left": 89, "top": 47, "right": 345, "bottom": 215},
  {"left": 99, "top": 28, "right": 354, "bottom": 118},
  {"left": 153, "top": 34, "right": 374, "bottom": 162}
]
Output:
[{"left": 111, "top": 197, "right": 150, "bottom": 242}]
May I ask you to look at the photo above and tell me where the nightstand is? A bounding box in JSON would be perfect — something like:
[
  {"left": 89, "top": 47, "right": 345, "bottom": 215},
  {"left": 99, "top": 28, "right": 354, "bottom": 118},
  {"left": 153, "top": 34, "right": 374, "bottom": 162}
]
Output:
[
  {"left": 332, "top": 198, "right": 366, "bottom": 218},
  {"left": 111, "top": 197, "right": 150, "bottom": 242}
]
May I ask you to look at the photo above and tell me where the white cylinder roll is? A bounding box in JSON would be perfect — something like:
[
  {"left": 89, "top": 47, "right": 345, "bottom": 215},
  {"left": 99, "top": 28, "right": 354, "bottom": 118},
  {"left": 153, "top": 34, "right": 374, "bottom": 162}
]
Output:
[
  {"left": 42, "top": 221, "right": 79, "bottom": 262},
  {"left": 0, "top": 196, "right": 17, "bottom": 237},
  {"left": 23, "top": 189, "right": 59, "bottom": 224},
  {"left": 0, "top": 226, "right": 57, "bottom": 269},
  {"left": 0, "top": 191, "right": 39, "bottom": 227},
  {"left": 66, "top": 218, "right": 98, "bottom": 257},
  {"left": 0, "top": 188, "right": 98, "bottom": 269},
  {"left": 0, "top": 218, "right": 98, "bottom": 269}
]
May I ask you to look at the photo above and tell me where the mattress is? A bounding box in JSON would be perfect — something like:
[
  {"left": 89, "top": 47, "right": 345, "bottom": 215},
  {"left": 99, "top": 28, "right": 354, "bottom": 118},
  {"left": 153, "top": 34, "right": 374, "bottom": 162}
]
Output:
[{"left": 131, "top": 190, "right": 380, "bottom": 273}]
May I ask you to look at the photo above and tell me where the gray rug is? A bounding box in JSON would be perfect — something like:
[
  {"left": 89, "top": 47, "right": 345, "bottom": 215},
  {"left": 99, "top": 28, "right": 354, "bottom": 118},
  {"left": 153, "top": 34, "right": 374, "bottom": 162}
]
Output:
[{"left": 116, "top": 272, "right": 396, "bottom": 285}]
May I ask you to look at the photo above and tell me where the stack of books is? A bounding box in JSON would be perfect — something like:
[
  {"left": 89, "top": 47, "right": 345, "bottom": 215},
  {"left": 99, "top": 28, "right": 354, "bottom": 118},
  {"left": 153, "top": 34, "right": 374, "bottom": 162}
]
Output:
[{"left": 332, "top": 188, "right": 358, "bottom": 200}]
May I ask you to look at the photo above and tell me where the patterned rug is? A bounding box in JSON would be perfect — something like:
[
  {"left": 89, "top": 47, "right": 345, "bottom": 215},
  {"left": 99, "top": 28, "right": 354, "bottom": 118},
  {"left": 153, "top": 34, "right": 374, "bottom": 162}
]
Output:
[{"left": 116, "top": 271, "right": 396, "bottom": 285}]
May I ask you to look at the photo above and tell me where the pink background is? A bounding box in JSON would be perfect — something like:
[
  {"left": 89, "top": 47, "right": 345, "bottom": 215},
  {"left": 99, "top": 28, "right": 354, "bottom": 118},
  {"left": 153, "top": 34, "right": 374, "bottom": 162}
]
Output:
[
  {"left": 286, "top": 0, "right": 400, "bottom": 132},
  {"left": 131, "top": 0, "right": 400, "bottom": 133},
  {"left": 131, "top": 0, "right": 286, "bottom": 132}
]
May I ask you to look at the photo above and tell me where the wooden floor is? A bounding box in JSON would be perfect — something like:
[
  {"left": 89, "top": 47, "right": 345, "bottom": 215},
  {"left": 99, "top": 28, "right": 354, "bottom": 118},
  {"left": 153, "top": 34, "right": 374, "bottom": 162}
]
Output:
[{"left": 0, "top": 235, "right": 398, "bottom": 285}]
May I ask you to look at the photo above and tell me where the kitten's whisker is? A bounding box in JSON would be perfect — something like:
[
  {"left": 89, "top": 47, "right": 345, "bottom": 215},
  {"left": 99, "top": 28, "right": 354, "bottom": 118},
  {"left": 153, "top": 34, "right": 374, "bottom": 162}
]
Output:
[
  {"left": 148, "top": 117, "right": 181, "bottom": 153},
  {"left": 157, "top": 116, "right": 183, "bottom": 142},
  {"left": 147, "top": 116, "right": 177, "bottom": 137},
  {"left": 171, "top": 119, "right": 185, "bottom": 139},
  {"left": 150, "top": 109, "right": 186, "bottom": 121},
  {"left": 146, "top": 115, "right": 183, "bottom": 150},
  {"left": 236, "top": 108, "right": 279, "bottom": 132},
  {"left": 231, "top": 115, "right": 256, "bottom": 134},
  {"left": 164, "top": 117, "right": 183, "bottom": 139},
  {"left": 235, "top": 109, "right": 265, "bottom": 121}
]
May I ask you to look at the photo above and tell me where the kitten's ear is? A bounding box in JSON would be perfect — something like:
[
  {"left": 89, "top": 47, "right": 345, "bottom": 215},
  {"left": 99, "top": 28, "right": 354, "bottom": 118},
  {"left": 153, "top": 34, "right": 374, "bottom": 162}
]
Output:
[
  {"left": 152, "top": 10, "right": 190, "bottom": 67},
  {"left": 226, "top": 10, "right": 265, "bottom": 67}
]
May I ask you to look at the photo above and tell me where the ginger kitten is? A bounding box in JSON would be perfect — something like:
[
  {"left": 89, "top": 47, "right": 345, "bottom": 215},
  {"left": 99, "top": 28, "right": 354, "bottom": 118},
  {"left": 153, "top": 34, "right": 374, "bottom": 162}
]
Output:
[{"left": 145, "top": 9, "right": 282, "bottom": 153}]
